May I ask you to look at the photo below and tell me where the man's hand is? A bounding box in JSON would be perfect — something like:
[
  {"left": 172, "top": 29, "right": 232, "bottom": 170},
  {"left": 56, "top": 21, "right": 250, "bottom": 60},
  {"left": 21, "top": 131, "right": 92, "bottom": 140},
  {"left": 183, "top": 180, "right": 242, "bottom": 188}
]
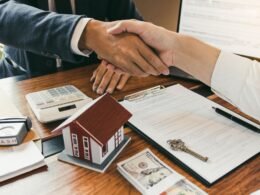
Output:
[
  {"left": 108, "top": 20, "right": 177, "bottom": 66},
  {"left": 79, "top": 20, "right": 169, "bottom": 76},
  {"left": 91, "top": 60, "right": 131, "bottom": 94}
]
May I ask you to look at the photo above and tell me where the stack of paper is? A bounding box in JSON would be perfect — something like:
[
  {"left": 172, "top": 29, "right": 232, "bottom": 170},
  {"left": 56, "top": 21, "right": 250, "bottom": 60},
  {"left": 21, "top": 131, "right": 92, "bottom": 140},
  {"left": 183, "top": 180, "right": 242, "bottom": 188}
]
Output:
[
  {"left": 0, "top": 89, "right": 44, "bottom": 182},
  {"left": 0, "top": 141, "right": 46, "bottom": 182},
  {"left": 117, "top": 149, "right": 207, "bottom": 195}
]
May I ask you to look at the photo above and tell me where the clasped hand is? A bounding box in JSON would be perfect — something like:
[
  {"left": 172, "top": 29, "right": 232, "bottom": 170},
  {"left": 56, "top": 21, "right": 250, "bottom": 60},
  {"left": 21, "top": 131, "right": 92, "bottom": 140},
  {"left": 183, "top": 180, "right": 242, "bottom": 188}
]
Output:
[{"left": 79, "top": 19, "right": 171, "bottom": 94}]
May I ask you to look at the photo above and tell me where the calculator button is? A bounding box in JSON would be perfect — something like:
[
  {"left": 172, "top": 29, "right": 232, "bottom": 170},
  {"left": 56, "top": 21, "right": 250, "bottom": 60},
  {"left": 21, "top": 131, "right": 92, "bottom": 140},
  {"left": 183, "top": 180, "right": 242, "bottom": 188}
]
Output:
[
  {"left": 46, "top": 100, "right": 55, "bottom": 104},
  {"left": 56, "top": 87, "right": 69, "bottom": 95},
  {"left": 65, "top": 85, "right": 77, "bottom": 93},
  {"left": 48, "top": 89, "right": 60, "bottom": 97},
  {"left": 31, "top": 94, "right": 45, "bottom": 106},
  {"left": 75, "top": 93, "right": 85, "bottom": 99}
]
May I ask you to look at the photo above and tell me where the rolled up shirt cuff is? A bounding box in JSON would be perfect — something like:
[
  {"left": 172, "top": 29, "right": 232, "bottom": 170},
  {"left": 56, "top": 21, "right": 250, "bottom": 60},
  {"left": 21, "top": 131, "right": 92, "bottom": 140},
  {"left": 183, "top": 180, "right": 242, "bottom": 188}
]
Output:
[
  {"left": 71, "top": 18, "right": 93, "bottom": 57},
  {"left": 211, "top": 51, "right": 260, "bottom": 120}
]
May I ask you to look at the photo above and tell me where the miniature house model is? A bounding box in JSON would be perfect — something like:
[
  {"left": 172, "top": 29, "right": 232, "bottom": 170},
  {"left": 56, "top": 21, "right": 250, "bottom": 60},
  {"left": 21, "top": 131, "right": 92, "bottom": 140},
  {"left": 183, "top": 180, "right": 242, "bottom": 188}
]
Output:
[{"left": 54, "top": 94, "right": 132, "bottom": 165}]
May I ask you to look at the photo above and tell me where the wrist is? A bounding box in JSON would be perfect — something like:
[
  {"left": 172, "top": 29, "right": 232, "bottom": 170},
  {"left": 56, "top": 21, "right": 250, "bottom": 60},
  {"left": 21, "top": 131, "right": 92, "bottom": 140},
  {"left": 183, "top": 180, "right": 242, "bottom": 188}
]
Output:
[
  {"left": 174, "top": 34, "right": 221, "bottom": 85},
  {"left": 78, "top": 19, "right": 102, "bottom": 51}
]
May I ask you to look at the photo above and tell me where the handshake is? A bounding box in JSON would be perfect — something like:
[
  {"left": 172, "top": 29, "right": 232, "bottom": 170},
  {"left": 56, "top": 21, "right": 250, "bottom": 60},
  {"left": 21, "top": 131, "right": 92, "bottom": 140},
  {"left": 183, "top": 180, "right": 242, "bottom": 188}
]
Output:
[{"left": 80, "top": 20, "right": 177, "bottom": 94}]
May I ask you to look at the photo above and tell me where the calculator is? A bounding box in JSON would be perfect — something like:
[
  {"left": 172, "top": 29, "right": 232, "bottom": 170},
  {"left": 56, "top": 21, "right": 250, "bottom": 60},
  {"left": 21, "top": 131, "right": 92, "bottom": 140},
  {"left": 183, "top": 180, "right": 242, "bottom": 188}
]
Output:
[{"left": 26, "top": 85, "right": 92, "bottom": 123}]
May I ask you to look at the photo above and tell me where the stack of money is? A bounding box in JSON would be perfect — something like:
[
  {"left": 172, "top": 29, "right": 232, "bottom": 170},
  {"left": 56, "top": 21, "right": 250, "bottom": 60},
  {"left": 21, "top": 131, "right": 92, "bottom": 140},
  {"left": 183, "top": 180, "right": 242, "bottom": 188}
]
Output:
[{"left": 117, "top": 149, "right": 207, "bottom": 195}]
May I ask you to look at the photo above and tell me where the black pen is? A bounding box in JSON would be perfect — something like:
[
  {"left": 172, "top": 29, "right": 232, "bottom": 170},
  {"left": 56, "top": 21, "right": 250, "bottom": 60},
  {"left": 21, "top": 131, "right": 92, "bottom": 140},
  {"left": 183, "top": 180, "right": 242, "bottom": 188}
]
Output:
[{"left": 212, "top": 107, "right": 260, "bottom": 133}]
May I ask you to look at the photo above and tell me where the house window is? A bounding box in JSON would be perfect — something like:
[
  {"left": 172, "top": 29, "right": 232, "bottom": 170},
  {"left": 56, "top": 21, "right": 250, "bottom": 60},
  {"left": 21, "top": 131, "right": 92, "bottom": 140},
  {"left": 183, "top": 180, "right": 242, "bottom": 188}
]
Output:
[
  {"left": 118, "top": 129, "right": 122, "bottom": 143},
  {"left": 83, "top": 136, "right": 90, "bottom": 160},
  {"left": 115, "top": 129, "right": 123, "bottom": 148},
  {"left": 115, "top": 132, "right": 119, "bottom": 148},
  {"left": 102, "top": 143, "right": 108, "bottom": 157},
  {"left": 72, "top": 133, "right": 79, "bottom": 157}
]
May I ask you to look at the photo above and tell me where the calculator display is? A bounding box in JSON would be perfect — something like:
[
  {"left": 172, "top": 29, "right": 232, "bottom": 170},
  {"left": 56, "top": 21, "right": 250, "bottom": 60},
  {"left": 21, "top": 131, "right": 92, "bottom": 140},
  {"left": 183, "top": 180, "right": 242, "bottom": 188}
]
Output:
[{"left": 58, "top": 104, "right": 77, "bottom": 112}]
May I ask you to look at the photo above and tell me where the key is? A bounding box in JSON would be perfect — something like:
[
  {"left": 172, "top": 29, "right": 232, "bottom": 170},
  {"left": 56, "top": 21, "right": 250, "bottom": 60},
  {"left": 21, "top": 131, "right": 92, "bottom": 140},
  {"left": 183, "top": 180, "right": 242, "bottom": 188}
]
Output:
[{"left": 167, "top": 139, "right": 208, "bottom": 162}]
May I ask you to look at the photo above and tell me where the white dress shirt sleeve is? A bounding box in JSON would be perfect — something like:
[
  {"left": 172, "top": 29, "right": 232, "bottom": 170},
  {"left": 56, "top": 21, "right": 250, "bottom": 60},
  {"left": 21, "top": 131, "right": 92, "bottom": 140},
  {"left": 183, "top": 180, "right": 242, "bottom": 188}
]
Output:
[
  {"left": 70, "top": 18, "right": 93, "bottom": 57},
  {"left": 211, "top": 51, "right": 260, "bottom": 120}
]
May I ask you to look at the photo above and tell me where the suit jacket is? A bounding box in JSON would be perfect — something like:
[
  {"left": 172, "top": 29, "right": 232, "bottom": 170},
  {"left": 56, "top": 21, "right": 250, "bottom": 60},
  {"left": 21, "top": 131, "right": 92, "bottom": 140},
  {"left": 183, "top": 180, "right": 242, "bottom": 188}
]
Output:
[{"left": 0, "top": 0, "right": 142, "bottom": 78}]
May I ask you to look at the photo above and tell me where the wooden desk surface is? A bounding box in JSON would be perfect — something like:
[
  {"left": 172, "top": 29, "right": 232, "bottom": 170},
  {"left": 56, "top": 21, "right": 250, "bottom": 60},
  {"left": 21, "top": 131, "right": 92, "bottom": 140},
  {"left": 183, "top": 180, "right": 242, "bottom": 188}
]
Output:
[{"left": 0, "top": 65, "right": 259, "bottom": 195}]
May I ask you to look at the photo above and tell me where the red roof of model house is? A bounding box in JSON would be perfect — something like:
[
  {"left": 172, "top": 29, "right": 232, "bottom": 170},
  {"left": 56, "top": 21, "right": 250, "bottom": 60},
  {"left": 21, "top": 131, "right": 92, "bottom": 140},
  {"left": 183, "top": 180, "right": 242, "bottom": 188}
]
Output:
[{"left": 54, "top": 93, "right": 132, "bottom": 146}]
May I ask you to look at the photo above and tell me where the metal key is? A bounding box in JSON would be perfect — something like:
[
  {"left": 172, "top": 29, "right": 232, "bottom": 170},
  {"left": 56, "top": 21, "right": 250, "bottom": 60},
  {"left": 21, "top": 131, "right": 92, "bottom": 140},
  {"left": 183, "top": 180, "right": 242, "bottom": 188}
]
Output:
[{"left": 167, "top": 139, "right": 208, "bottom": 162}]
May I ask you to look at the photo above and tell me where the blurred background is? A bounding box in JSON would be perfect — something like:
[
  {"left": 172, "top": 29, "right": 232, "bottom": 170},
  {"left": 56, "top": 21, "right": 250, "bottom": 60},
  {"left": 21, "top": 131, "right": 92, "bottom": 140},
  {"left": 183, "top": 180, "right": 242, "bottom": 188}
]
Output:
[{"left": 134, "top": 0, "right": 180, "bottom": 31}]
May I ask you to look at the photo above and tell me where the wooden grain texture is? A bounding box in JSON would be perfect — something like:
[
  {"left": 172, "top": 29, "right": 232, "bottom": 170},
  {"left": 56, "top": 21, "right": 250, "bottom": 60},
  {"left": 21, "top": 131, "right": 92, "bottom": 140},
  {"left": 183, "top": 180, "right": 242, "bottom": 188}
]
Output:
[{"left": 0, "top": 65, "right": 259, "bottom": 195}]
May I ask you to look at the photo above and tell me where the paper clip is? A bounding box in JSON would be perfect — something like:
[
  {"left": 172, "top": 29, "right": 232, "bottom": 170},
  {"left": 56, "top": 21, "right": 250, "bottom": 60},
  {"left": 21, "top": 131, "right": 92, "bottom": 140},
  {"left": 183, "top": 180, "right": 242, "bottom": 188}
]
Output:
[{"left": 124, "top": 85, "right": 165, "bottom": 102}]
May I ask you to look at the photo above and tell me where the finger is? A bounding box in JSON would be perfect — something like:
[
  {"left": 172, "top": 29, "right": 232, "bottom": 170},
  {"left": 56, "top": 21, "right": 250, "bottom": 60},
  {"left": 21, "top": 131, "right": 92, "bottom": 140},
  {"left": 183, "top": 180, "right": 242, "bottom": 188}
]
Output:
[
  {"left": 116, "top": 74, "right": 131, "bottom": 90},
  {"left": 90, "top": 70, "right": 97, "bottom": 82},
  {"left": 92, "top": 61, "right": 108, "bottom": 92},
  {"left": 96, "top": 68, "right": 114, "bottom": 94},
  {"left": 106, "top": 63, "right": 115, "bottom": 71},
  {"left": 129, "top": 49, "right": 159, "bottom": 76},
  {"left": 114, "top": 68, "right": 125, "bottom": 75},
  {"left": 132, "top": 62, "right": 149, "bottom": 77},
  {"left": 113, "top": 56, "right": 148, "bottom": 77},
  {"left": 106, "top": 73, "right": 121, "bottom": 94},
  {"left": 138, "top": 44, "right": 169, "bottom": 75}
]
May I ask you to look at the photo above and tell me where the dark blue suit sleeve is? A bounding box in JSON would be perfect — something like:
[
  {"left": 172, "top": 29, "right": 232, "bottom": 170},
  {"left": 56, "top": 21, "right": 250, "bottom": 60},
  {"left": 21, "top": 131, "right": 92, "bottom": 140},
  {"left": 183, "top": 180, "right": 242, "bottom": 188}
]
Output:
[{"left": 0, "top": 0, "right": 84, "bottom": 62}]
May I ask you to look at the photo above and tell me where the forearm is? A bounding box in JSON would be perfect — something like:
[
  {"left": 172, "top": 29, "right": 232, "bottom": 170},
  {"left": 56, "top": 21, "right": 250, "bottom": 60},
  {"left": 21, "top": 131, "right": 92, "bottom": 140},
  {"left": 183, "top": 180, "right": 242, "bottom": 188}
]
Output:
[
  {"left": 211, "top": 52, "right": 260, "bottom": 120},
  {"left": 173, "top": 34, "right": 220, "bottom": 85},
  {"left": 0, "top": 0, "right": 83, "bottom": 62},
  {"left": 173, "top": 34, "right": 259, "bottom": 120}
]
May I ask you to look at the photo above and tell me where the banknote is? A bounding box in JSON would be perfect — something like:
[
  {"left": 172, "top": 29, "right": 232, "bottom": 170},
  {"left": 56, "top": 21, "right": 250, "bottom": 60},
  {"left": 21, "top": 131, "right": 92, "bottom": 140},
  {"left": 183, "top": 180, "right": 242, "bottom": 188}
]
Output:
[
  {"left": 117, "top": 149, "right": 207, "bottom": 195},
  {"left": 160, "top": 179, "right": 207, "bottom": 195},
  {"left": 119, "top": 150, "right": 173, "bottom": 189}
]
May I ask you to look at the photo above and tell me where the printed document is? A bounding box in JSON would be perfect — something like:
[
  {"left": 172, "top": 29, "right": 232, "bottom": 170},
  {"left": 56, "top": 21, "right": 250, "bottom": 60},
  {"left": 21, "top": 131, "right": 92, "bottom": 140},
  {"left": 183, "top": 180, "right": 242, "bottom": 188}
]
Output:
[
  {"left": 179, "top": 0, "right": 260, "bottom": 58},
  {"left": 121, "top": 84, "right": 260, "bottom": 184},
  {"left": 0, "top": 141, "right": 45, "bottom": 182}
]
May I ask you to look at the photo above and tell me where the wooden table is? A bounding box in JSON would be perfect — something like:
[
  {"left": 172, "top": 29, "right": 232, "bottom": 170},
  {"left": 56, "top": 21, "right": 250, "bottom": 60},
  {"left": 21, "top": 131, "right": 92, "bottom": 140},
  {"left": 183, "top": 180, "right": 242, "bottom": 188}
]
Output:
[{"left": 0, "top": 65, "right": 259, "bottom": 195}]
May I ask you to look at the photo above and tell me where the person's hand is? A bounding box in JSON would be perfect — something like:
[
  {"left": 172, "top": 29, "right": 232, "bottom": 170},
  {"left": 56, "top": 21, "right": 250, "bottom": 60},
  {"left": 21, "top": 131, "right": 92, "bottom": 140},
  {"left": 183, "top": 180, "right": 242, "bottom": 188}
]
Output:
[
  {"left": 91, "top": 60, "right": 131, "bottom": 94},
  {"left": 79, "top": 19, "right": 169, "bottom": 76},
  {"left": 108, "top": 20, "right": 221, "bottom": 86},
  {"left": 108, "top": 20, "right": 177, "bottom": 66}
]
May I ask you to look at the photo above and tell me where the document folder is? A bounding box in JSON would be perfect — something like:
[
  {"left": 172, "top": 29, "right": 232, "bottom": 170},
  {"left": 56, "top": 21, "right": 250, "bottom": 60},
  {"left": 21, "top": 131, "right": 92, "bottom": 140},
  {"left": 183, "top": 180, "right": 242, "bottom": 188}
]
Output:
[{"left": 121, "top": 84, "right": 260, "bottom": 186}]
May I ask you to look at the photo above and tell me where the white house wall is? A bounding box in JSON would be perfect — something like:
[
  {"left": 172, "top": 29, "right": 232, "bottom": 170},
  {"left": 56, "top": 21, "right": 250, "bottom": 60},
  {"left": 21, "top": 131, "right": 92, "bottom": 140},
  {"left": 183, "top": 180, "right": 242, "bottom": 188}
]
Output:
[
  {"left": 108, "top": 135, "right": 115, "bottom": 152},
  {"left": 101, "top": 127, "right": 124, "bottom": 162},
  {"left": 90, "top": 138, "right": 102, "bottom": 164},
  {"left": 90, "top": 126, "right": 125, "bottom": 165},
  {"left": 100, "top": 136, "right": 115, "bottom": 162},
  {"left": 63, "top": 127, "right": 73, "bottom": 156}
]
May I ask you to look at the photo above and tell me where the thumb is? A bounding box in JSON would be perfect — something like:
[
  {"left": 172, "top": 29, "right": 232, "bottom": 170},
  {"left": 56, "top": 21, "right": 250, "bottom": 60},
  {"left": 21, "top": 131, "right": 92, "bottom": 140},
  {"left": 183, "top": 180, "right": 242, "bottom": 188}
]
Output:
[
  {"left": 107, "top": 20, "right": 143, "bottom": 35},
  {"left": 107, "top": 22, "right": 126, "bottom": 35}
]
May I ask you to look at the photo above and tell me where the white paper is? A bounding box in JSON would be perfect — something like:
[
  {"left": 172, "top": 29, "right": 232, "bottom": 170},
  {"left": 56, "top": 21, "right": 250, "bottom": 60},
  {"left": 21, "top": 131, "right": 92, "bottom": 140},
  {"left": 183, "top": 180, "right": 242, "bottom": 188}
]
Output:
[
  {"left": 0, "top": 141, "right": 45, "bottom": 182},
  {"left": 251, "top": 190, "right": 260, "bottom": 195},
  {"left": 121, "top": 85, "right": 260, "bottom": 184},
  {"left": 179, "top": 0, "right": 260, "bottom": 58},
  {"left": 0, "top": 88, "right": 22, "bottom": 117}
]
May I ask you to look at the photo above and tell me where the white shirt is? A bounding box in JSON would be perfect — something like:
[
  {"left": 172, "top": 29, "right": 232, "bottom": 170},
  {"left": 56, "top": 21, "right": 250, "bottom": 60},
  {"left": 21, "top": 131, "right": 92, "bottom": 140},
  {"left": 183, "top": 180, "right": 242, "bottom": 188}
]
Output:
[
  {"left": 211, "top": 51, "right": 260, "bottom": 120},
  {"left": 70, "top": 18, "right": 92, "bottom": 57}
]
